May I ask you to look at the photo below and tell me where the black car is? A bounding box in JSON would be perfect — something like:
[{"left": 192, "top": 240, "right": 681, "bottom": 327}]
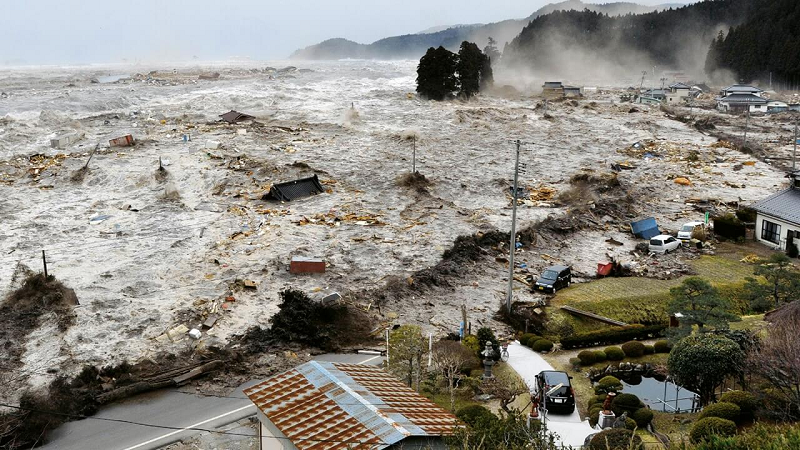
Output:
[
  {"left": 535, "top": 370, "right": 576, "bottom": 414},
  {"left": 534, "top": 265, "right": 572, "bottom": 293}
]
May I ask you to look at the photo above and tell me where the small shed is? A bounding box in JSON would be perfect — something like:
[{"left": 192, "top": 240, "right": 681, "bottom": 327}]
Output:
[{"left": 630, "top": 217, "right": 660, "bottom": 240}]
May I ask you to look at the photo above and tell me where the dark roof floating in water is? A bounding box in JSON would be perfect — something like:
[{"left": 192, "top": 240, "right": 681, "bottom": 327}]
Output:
[
  {"left": 219, "top": 110, "right": 255, "bottom": 124},
  {"left": 263, "top": 174, "right": 325, "bottom": 202}
]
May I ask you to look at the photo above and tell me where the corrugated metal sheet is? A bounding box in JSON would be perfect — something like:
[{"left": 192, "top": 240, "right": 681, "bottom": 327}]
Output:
[
  {"left": 243, "top": 362, "right": 458, "bottom": 450},
  {"left": 264, "top": 175, "right": 325, "bottom": 202}
]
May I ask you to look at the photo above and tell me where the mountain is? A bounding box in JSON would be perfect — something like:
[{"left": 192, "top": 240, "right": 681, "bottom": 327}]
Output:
[
  {"left": 290, "top": 1, "right": 687, "bottom": 60},
  {"left": 503, "top": 0, "right": 756, "bottom": 79},
  {"left": 706, "top": 0, "right": 800, "bottom": 86}
]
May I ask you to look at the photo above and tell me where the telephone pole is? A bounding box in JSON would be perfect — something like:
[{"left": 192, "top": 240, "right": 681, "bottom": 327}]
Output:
[
  {"left": 506, "top": 140, "right": 522, "bottom": 313},
  {"left": 793, "top": 114, "right": 798, "bottom": 171},
  {"left": 743, "top": 108, "right": 750, "bottom": 149},
  {"left": 412, "top": 136, "right": 417, "bottom": 174}
]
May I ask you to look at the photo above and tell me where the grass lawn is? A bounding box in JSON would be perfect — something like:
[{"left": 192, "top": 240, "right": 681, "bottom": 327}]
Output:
[{"left": 551, "top": 251, "right": 759, "bottom": 332}]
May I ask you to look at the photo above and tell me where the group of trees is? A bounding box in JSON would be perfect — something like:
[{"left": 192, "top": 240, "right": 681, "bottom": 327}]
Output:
[
  {"left": 705, "top": 0, "right": 800, "bottom": 86},
  {"left": 416, "top": 41, "right": 493, "bottom": 100}
]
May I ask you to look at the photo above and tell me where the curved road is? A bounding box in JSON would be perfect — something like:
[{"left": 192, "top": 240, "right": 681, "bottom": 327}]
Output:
[{"left": 41, "top": 353, "right": 384, "bottom": 450}]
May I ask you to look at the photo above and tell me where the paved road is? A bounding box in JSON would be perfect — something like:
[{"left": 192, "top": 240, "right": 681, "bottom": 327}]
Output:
[
  {"left": 41, "top": 353, "right": 384, "bottom": 450},
  {"left": 506, "top": 342, "right": 597, "bottom": 449}
]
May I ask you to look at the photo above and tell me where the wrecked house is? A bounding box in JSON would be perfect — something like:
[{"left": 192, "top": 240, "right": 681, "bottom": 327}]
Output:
[
  {"left": 244, "top": 361, "right": 458, "bottom": 450},
  {"left": 220, "top": 110, "right": 255, "bottom": 124},
  {"left": 716, "top": 94, "right": 768, "bottom": 113},
  {"left": 263, "top": 174, "right": 324, "bottom": 202},
  {"left": 630, "top": 217, "right": 661, "bottom": 240},
  {"left": 542, "top": 81, "right": 564, "bottom": 97},
  {"left": 564, "top": 86, "right": 583, "bottom": 97}
]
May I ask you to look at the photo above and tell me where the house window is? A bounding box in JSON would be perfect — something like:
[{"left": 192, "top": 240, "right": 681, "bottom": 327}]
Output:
[{"left": 762, "top": 220, "right": 781, "bottom": 244}]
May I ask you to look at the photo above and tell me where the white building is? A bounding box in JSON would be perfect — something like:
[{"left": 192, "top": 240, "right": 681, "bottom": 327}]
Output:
[
  {"left": 717, "top": 93, "right": 768, "bottom": 113},
  {"left": 668, "top": 82, "right": 691, "bottom": 98},
  {"left": 752, "top": 171, "right": 800, "bottom": 254},
  {"left": 720, "top": 84, "right": 764, "bottom": 98}
]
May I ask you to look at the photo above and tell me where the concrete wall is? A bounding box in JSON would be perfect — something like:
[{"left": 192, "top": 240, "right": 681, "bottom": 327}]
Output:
[
  {"left": 756, "top": 213, "right": 800, "bottom": 252},
  {"left": 258, "top": 411, "right": 297, "bottom": 450}
]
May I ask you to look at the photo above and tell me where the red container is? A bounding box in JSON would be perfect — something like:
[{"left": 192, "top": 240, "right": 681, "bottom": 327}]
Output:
[
  {"left": 290, "top": 257, "right": 326, "bottom": 274},
  {"left": 109, "top": 135, "right": 135, "bottom": 147}
]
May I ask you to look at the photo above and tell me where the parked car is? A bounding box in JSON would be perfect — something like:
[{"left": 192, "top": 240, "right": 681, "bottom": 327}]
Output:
[
  {"left": 535, "top": 370, "right": 576, "bottom": 414},
  {"left": 649, "top": 234, "right": 681, "bottom": 254},
  {"left": 677, "top": 221, "right": 705, "bottom": 241},
  {"left": 534, "top": 265, "right": 572, "bottom": 293}
]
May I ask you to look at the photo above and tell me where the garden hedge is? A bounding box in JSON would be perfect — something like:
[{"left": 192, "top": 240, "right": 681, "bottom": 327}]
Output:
[
  {"left": 631, "top": 407, "right": 654, "bottom": 428},
  {"left": 560, "top": 324, "right": 667, "bottom": 349},
  {"left": 713, "top": 214, "right": 746, "bottom": 240},
  {"left": 654, "top": 340, "right": 672, "bottom": 353},
  {"left": 593, "top": 350, "right": 607, "bottom": 362},
  {"left": 578, "top": 350, "right": 597, "bottom": 365},
  {"left": 643, "top": 344, "right": 655, "bottom": 355},
  {"left": 612, "top": 393, "right": 643, "bottom": 416},
  {"left": 595, "top": 376, "right": 623, "bottom": 395},
  {"left": 531, "top": 339, "right": 553, "bottom": 352},
  {"left": 589, "top": 429, "right": 643, "bottom": 450},
  {"left": 456, "top": 405, "right": 498, "bottom": 427},
  {"left": 690, "top": 417, "right": 737, "bottom": 443},
  {"left": 604, "top": 346, "right": 625, "bottom": 361},
  {"left": 719, "top": 391, "right": 758, "bottom": 421},
  {"left": 700, "top": 402, "right": 741, "bottom": 423},
  {"left": 621, "top": 341, "right": 646, "bottom": 357},
  {"left": 519, "top": 333, "right": 541, "bottom": 348}
]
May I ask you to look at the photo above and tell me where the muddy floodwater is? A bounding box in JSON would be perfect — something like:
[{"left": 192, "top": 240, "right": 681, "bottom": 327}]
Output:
[{"left": 0, "top": 60, "right": 790, "bottom": 397}]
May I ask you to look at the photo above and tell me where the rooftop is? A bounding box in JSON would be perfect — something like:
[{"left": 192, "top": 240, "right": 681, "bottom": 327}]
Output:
[
  {"left": 752, "top": 187, "right": 800, "bottom": 225},
  {"left": 723, "top": 84, "right": 764, "bottom": 92},
  {"left": 244, "top": 361, "right": 459, "bottom": 450},
  {"left": 718, "top": 93, "right": 768, "bottom": 104}
]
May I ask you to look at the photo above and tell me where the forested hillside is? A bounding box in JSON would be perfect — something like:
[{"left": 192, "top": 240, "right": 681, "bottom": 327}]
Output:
[
  {"left": 503, "top": 0, "right": 756, "bottom": 79},
  {"left": 706, "top": 0, "right": 800, "bottom": 86}
]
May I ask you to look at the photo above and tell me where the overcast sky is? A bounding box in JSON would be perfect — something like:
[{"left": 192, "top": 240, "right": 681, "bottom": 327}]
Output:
[{"left": 1, "top": 0, "right": 685, "bottom": 64}]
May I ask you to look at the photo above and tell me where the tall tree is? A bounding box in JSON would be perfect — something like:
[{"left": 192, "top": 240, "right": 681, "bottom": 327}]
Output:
[
  {"left": 668, "top": 334, "right": 745, "bottom": 406},
  {"left": 416, "top": 46, "right": 458, "bottom": 101},
  {"left": 483, "top": 36, "right": 501, "bottom": 64},
  {"left": 668, "top": 277, "right": 740, "bottom": 339},
  {"left": 388, "top": 325, "right": 427, "bottom": 390},
  {"left": 743, "top": 254, "right": 800, "bottom": 311},
  {"left": 749, "top": 304, "right": 800, "bottom": 419},
  {"left": 431, "top": 340, "right": 475, "bottom": 411},
  {"left": 457, "top": 41, "right": 484, "bottom": 98}
]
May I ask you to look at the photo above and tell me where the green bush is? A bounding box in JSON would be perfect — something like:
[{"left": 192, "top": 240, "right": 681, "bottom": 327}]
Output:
[
  {"left": 631, "top": 407, "right": 654, "bottom": 428},
  {"left": 595, "top": 376, "right": 623, "bottom": 395},
  {"left": 654, "top": 340, "right": 672, "bottom": 353},
  {"left": 621, "top": 341, "right": 646, "bottom": 357},
  {"left": 690, "top": 417, "right": 737, "bottom": 443},
  {"left": 625, "top": 417, "right": 637, "bottom": 430},
  {"left": 476, "top": 327, "right": 500, "bottom": 360},
  {"left": 588, "top": 405, "right": 603, "bottom": 427},
  {"left": 531, "top": 339, "right": 553, "bottom": 352},
  {"left": 568, "top": 357, "right": 582, "bottom": 369},
  {"left": 519, "top": 333, "right": 541, "bottom": 348},
  {"left": 719, "top": 391, "right": 758, "bottom": 422},
  {"left": 593, "top": 350, "right": 607, "bottom": 362},
  {"left": 560, "top": 324, "right": 667, "bottom": 349},
  {"left": 700, "top": 402, "right": 741, "bottom": 423},
  {"left": 713, "top": 214, "right": 746, "bottom": 241},
  {"left": 590, "top": 394, "right": 610, "bottom": 408},
  {"left": 612, "top": 393, "right": 643, "bottom": 416},
  {"left": 691, "top": 423, "right": 800, "bottom": 450},
  {"left": 604, "top": 346, "right": 625, "bottom": 361},
  {"left": 578, "top": 350, "right": 597, "bottom": 365},
  {"left": 643, "top": 344, "right": 655, "bottom": 355},
  {"left": 462, "top": 335, "right": 479, "bottom": 353},
  {"left": 589, "top": 428, "right": 643, "bottom": 450},
  {"left": 456, "top": 405, "right": 498, "bottom": 427}
]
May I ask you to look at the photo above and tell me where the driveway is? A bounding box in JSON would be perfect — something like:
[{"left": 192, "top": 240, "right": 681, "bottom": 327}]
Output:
[{"left": 506, "top": 342, "right": 597, "bottom": 448}]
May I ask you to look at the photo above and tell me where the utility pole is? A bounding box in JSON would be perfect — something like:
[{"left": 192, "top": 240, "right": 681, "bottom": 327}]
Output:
[
  {"left": 42, "top": 250, "right": 48, "bottom": 278},
  {"left": 412, "top": 136, "right": 417, "bottom": 174},
  {"left": 743, "top": 108, "right": 750, "bottom": 149},
  {"left": 793, "top": 115, "right": 798, "bottom": 171},
  {"left": 506, "top": 140, "right": 522, "bottom": 313},
  {"left": 639, "top": 71, "right": 647, "bottom": 92},
  {"left": 660, "top": 77, "right": 667, "bottom": 90}
]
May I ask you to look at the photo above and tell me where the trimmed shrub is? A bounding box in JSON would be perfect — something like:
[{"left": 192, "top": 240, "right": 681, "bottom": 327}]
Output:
[
  {"left": 631, "top": 407, "right": 654, "bottom": 428},
  {"left": 690, "top": 417, "right": 737, "bottom": 443},
  {"left": 595, "top": 376, "right": 623, "bottom": 395},
  {"left": 589, "top": 429, "right": 643, "bottom": 450},
  {"left": 560, "top": 324, "right": 668, "bottom": 349},
  {"left": 643, "top": 344, "right": 655, "bottom": 355},
  {"left": 590, "top": 394, "right": 610, "bottom": 408},
  {"left": 612, "top": 393, "right": 643, "bottom": 416},
  {"left": 625, "top": 417, "right": 637, "bottom": 430},
  {"left": 568, "top": 357, "right": 582, "bottom": 369},
  {"left": 621, "top": 341, "right": 646, "bottom": 357},
  {"left": 519, "top": 333, "right": 541, "bottom": 348},
  {"left": 531, "top": 339, "right": 553, "bottom": 352},
  {"left": 719, "top": 391, "right": 758, "bottom": 421},
  {"left": 593, "top": 350, "right": 607, "bottom": 362},
  {"left": 700, "top": 402, "right": 741, "bottom": 423},
  {"left": 578, "top": 350, "right": 597, "bottom": 365},
  {"left": 604, "top": 346, "right": 625, "bottom": 361},
  {"left": 456, "top": 405, "right": 498, "bottom": 427},
  {"left": 654, "top": 340, "right": 671, "bottom": 353}
]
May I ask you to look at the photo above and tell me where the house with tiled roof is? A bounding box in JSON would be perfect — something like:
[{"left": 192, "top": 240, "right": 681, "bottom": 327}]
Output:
[
  {"left": 244, "top": 361, "right": 459, "bottom": 450},
  {"left": 751, "top": 171, "right": 800, "bottom": 254}
]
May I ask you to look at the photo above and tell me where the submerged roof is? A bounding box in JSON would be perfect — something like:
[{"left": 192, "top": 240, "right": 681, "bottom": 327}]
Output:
[
  {"left": 543, "top": 81, "right": 564, "bottom": 88},
  {"left": 752, "top": 187, "right": 800, "bottom": 225},
  {"left": 669, "top": 82, "right": 691, "bottom": 89},
  {"left": 718, "top": 93, "right": 768, "bottom": 104},
  {"left": 220, "top": 110, "right": 255, "bottom": 123},
  {"left": 723, "top": 84, "right": 763, "bottom": 93},
  {"left": 244, "top": 361, "right": 459, "bottom": 450},
  {"left": 264, "top": 174, "right": 325, "bottom": 202}
]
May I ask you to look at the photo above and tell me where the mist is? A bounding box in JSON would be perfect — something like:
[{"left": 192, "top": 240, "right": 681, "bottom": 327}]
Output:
[{"left": 1, "top": 0, "right": 687, "bottom": 65}]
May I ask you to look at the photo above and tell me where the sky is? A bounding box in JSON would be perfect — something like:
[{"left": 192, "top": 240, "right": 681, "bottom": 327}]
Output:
[{"left": 1, "top": 0, "right": 684, "bottom": 65}]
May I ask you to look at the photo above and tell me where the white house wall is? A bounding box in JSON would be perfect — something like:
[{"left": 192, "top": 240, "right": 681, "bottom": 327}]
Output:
[{"left": 756, "top": 213, "right": 800, "bottom": 251}]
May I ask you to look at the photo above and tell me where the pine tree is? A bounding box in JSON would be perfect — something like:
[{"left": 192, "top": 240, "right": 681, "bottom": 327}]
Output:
[
  {"left": 416, "top": 46, "right": 458, "bottom": 101},
  {"left": 483, "top": 36, "right": 501, "bottom": 63},
  {"left": 456, "top": 41, "right": 493, "bottom": 98}
]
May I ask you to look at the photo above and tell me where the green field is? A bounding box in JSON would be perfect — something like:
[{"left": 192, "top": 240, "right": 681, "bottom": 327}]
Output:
[{"left": 552, "top": 250, "right": 759, "bottom": 331}]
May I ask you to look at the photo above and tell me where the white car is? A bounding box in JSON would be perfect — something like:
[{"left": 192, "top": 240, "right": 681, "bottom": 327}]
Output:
[
  {"left": 649, "top": 235, "right": 681, "bottom": 254},
  {"left": 677, "top": 221, "right": 705, "bottom": 240}
]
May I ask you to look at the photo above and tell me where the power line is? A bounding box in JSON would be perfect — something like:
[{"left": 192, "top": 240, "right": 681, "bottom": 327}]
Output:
[{"left": 0, "top": 401, "right": 386, "bottom": 447}]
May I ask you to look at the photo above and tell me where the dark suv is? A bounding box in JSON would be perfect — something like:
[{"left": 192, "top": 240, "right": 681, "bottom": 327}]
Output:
[
  {"left": 535, "top": 370, "right": 575, "bottom": 414},
  {"left": 534, "top": 265, "right": 572, "bottom": 293}
]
